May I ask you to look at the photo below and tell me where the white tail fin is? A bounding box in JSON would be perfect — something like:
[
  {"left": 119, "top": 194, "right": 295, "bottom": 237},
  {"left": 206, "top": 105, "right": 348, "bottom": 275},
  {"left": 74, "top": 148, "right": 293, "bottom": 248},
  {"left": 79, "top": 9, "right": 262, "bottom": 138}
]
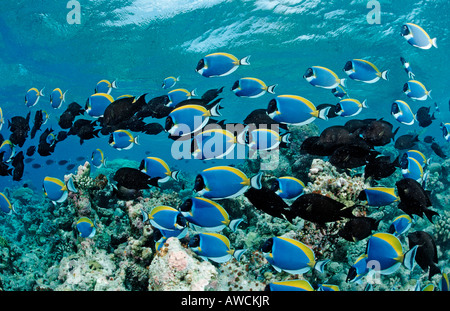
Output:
[
  {"left": 267, "top": 84, "right": 277, "bottom": 94},
  {"left": 141, "top": 208, "right": 149, "bottom": 223},
  {"left": 233, "top": 249, "right": 247, "bottom": 261},
  {"left": 103, "top": 158, "right": 108, "bottom": 168},
  {"left": 210, "top": 103, "right": 222, "bottom": 117},
  {"left": 40, "top": 87, "right": 45, "bottom": 96},
  {"left": 239, "top": 55, "right": 251, "bottom": 66},
  {"left": 250, "top": 172, "right": 263, "bottom": 189},
  {"left": 340, "top": 78, "right": 347, "bottom": 88},
  {"left": 314, "top": 259, "right": 330, "bottom": 273},
  {"left": 171, "top": 170, "right": 180, "bottom": 181},
  {"left": 403, "top": 245, "right": 418, "bottom": 270},
  {"left": 318, "top": 106, "right": 331, "bottom": 120},
  {"left": 281, "top": 132, "right": 291, "bottom": 144},
  {"left": 111, "top": 80, "right": 118, "bottom": 89},
  {"left": 431, "top": 38, "right": 437, "bottom": 48},
  {"left": 362, "top": 99, "right": 368, "bottom": 108},
  {"left": 62, "top": 90, "right": 68, "bottom": 102},
  {"left": 66, "top": 176, "right": 78, "bottom": 193},
  {"left": 427, "top": 90, "right": 432, "bottom": 99},
  {"left": 229, "top": 218, "right": 244, "bottom": 232},
  {"left": 381, "top": 70, "right": 389, "bottom": 81},
  {"left": 190, "top": 88, "right": 197, "bottom": 97},
  {"left": 134, "top": 135, "right": 140, "bottom": 145}
]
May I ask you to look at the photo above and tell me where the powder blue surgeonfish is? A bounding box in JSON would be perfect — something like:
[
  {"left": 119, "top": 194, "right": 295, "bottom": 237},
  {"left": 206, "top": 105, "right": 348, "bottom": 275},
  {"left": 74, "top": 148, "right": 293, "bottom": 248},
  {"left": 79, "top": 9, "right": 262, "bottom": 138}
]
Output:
[
  {"left": 162, "top": 76, "right": 179, "bottom": 89},
  {"left": 91, "top": 148, "right": 107, "bottom": 168},
  {"left": 267, "top": 95, "right": 330, "bottom": 126},
  {"left": 86, "top": 93, "right": 114, "bottom": 117},
  {"left": 95, "top": 79, "right": 117, "bottom": 94},
  {"left": 139, "top": 156, "right": 179, "bottom": 183},
  {"left": 179, "top": 197, "right": 244, "bottom": 232},
  {"left": 194, "top": 166, "right": 263, "bottom": 200},
  {"left": 346, "top": 254, "right": 369, "bottom": 283},
  {"left": 0, "top": 192, "right": 16, "bottom": 215},
  {"left": 271, "top": 176, "right": 305, "bottom": 200},
  {"left": 239, "top": 127, "right": 291, "bottom": 151},
  {"left": 366, "top": 233, "right": 418, "bottom": 275},
  {"left": 167, "top": 88, "right": 197, "bottom": 108},
  {"left": 50, "top": 88, "right": 67, "bottom": 109},
  {"left": 403, "top": 80, "right": 431, "bottom": 101},
  {"left": 165, "top": 103, "right": 222, "bottom": 137},
  {"left": 343, "top": 59, "right": 389, "bottom": 83},
  {"left": 441, "top": 123, "right": 450, "bottom": 142},
  {"left": 153, "top": 227, "right": 188, "bottom": 251},
  {"left": 261, "top": 236, "right": 330, "bottom": 275},
  {"left": 303, "top": 66, "right": 346, "bottom": 89},
  {"left": 76, "top": 217, "right": 96, "bottom": 238},
  {"left": 391, "top": 100, "right": 415, "bottom": 125},
  {"left": 404, "top": 150, "right": 429, "bottom": 168},
  {"left": 43, "top": 176, "right": 77, "bottom": 203},
  {"left": 188, "top": 232, "right": 246, "bottom": 263},
  {"left": 401, "top": 23, "right": 437, "bottom": 50},
  {"left": 191, "top": 129, "right": 237, "bottom": 160},
  {"left": 109, "top": 129, "right": 139, "bottom": 150},
  {"left": 358, "top": 187, "right": 399, "bottom": 206},
  {"left": 0, "top": 140, "right": 15, "bottom": 163},
  {"left": 143, "top": 205, "right": 187, "bottom": 232},
  {"left": 400, "top": 156, "right": 426, "bottom": 183},
  {"left": 335, "top": 98, "right": 368, "bottom": 117},
  {"left": 25, "top": 87, "right": 45, "bottom": 107},
  {"left": 331, "top": 85, "right": 348, "bottom": 99},
  {"left": 266, "top": 280, "right": 315, "bottom": 291},
  {"left": 388, "top": 214, "right": 413, "bottom": 237},
  {"left": 231, "top": 77, "right": 277, "bottom": 98},
  {"left": 196, "top": 52, "right": 251, "bottom": 78}
]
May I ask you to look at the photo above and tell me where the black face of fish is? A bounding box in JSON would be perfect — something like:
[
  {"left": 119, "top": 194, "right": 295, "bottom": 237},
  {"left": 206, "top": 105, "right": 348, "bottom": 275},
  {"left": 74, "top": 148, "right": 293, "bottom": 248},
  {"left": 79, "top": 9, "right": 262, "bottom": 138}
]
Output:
[
  {"left": 400, "top": 56, "right": 406, "bottom": 64},
  {"left": 261, "top": 238, "right": 273, "bottom": 253},
  {"left": 176, "top": 214, "right": 187, "bottom": 227},
  {"left": 179, "top": 198, "right": 193, "bottom": 212},
  {"left": 231, "top": 80, "right": 240, "bottom": 91},
  {"left": 401, "top": 25, "right": 410, "bottom": 36},
  {"left": 303, "top": 68, "right": 314, "bottom": 79},
  {"left": 164, "top": 116, "right": 174, "bottom": 132},
  {"left": 402, "top": 83, "right": 409, "bottom": 92},
  {"left": 193, "top": 175, "right": 205, "bottom": 192},
  {"left": 343, "top": 61, "right": 353, "bottom": 72},
  {"left": 189, "top": 234, "right": 200, "bottom": 247},
  {"left": 391, "top": 103, "right": 399, "bottom": 114},
  {"left": 334, "top": 103, "right": 342, "bottom": 113},
  {"left": 400, "top": 153, "right": 409, "bottom": 169},
  {"left": 266, "top": 99, "right": 278, "bottom": 115},
  {"left": 270, "top": 180, "right": 280, "bottom": 192},
  {"left": 346, "top": 267, "right": 357, "bottom": 282},
  {"left": 195, "top": 59, "right": 205, "bottom": 72}
]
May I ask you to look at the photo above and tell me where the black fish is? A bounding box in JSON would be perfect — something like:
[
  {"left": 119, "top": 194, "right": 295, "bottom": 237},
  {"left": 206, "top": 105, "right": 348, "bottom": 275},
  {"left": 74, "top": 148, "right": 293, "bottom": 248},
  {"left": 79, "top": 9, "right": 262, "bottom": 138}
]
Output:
[
  {"left": 396, "top": 178, "right": 438, "bottom": 222},
  {"left": 46, "top": 159, "right": 54, "bottom": 165},
  {"left": 394, "top": 134, "right": 419, "bottom": 150},
  {"left": 338, "top": 217, "right": 380, "bottom": 242},
  {"left": 329, "top": 144, "right": 379, "bottom": 169},
  {"left": 200, "top": 87, "right": 224, "bottom": 103},
  {"left": 26, "top": 145, "right": 36, "bottom": 157},
  {"left": 100, "top": 95, "right": 147, "bottom": 129},
  {"left": 407, "top": 231, "right": 441, "bottom": 280},
  {"left": 423, "top": 136, "right": 435, "bottom": 144},
  {"left": 244, "top": 187, "right": 291, "bottom": 221},
  {"left": 24, "top": 158, "right": 34, "bottom": 163},
  {"left": 243, "top": 109, "right": 288, "bottom": 131},
  {"left": 364, "top": 155, "right": 400, "bottom": 180},
  {"left": 58, "top": 160, "right": 69, "bottom": 165},
  {"left": 113, "top": 167, "right": 159, "bottom": 190},
  {"left": 32, "top": 163, "right": 42, "bottom": 169},
  {"left": 135, "top": 95, "right": 172, "bottom": 119},
  {"left": 317, "top": 103, "right": 339, "bottom": 119},
  {"left": 30, "top": 110, "right": 45, "bottom": 139},
  {"left": 112, "top": 185, "right": 142, "bottom": 201},
  {"left": 362, "top": 119, "right": 399, "bottom": 147},
  {"left": 68, "top": 119, "right": 100, "bottom": 144},
  {"left": 289, "top": 193, "right": 356, "bottom": 226},
  {"left": 38, "top": 128, "right": 57, "bottom": 156},
  {"left": 416, "top": 106, "right": 435, "bottom": 128},
  {"left": 66, "top": 163, "right": 76, "bottom": 171},
  {"left": 76, "top": 156, "right": 85, "bottom": 161},
  {"left": 8, "top": 112, "right": 31, "bottom": 147},
  {"left": 344, "top": 118, "right": 377, "bottom": 134},
  {"left": 11, "top": 151, "right": 24, "bottom": 181},
  {"left": 57, "top": 131, "right": 69, "bottom": 142},
  {"left": 58, "top": 102, "right": 84, "bottom": 129},
  {"left": 431, "top": 142, "right": 446, "bottom": 159}
]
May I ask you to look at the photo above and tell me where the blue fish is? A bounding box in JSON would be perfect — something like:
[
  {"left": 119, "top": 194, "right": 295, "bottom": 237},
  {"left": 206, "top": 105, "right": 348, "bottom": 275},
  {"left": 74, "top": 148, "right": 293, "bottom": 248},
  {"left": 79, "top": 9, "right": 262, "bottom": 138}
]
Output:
[
  {"left": 167, "top": 88, "right": 197, "bottom": 108},
  {"left": 153, "top": 227, "right": 188, "bottom": 251},
  {"left": 191, "top": 129, "right": 236, "bottom": 160},
  {"left": 194, "top": 166, "right": 262, "bottom": 200},
  {"left": 179, "top": 197, "right": 244, "bottom": 232},
  {"left": 403, "top": 80, "right": 431, "bottom": 101},
  {"left": 401, "top": 23, "right": 437, "bottom": 50},
  {"left": 391, "top": 100, "right": 415, "bottom": 125},
  {"left": 91, "top": 148, "right": 107, "bottom": 168},
  {"left": 400, "top": 57, "right": 415, "bottom": 79},
  {"left": 139, "top": 156, "right": 179, "bottom": 183},
  {"left": 317, "top": 284, "right": 340, "bottom": 291},
  {"left": 46, "top": 132, "right": 57, "bottom": 146},
  {"left": 196, "top": 52, "right": 251, "bottom": 78},
  {"left": 109, "top": 129, "right": 139, "bottom": 150},
  {"left": 144, "top": 205, "right": 186, "bottom": 231},
  {"left": 335, "top": 98, "right": 368, "bottom": 117},
  {"left": 188, "top": 232, "right": 246, "bottom": 263},
  {"left": 165, "top": 103, "right": 222, "bottom": 137},
  {"left": 239, "top": 127, "right": 290, "bottom": 151},
  {"left": 0, "top": 107, "right": 4, "bottom": 130},
  {"left": 441, "top": 123, "right": 450, "bottom": 142},
  {"left": 404, "top": 150, "right": 429, "bottom": 168},
  {"left": 271, "top": 176, "right": 305, "bottom": 200},
  {"left": 346, "top": 254, "right": 369, "bottom": 283},
  {"left": 25, "top": 87, "right": 44, "bottom": 107},
  {"left": 440, "top": 273, "right": 450, "bottom": 291},
  {"left": 162, "top": 76, "right": 179, "bottom": 89},
  {"left": 388, "top": 214, "right": 413, "bottom": 237},
  {"left": 0, "top": 192, "right": 16, "bottom": 215},
  {"left": 366, "top": 233, "right": 418, "bottom": 275},
  {"left": 303, "top": 66, "right": 346, "bottom": 89},
  {"left": 0, "top": 140, "right": 15, "bottom": 163},
  {"left": 267, "top": 95, "right": 330, "bottom": 126},
  {"left": 266, "top": 280, "right": 314, "bottom": 291},
  {"left": 360, "top": 187, "right": 399, "bottom": 206},
  {"left": 49, "top": 88, "right": 67, "bottom": 109},
  {"left": 95, "top": 79, "right": 117, "bottom": 94},
  {"left": 331, "top": 85, "right": 348, "bottom": 99},
  {"left": 76, "top": 217, "right": 96, "bottom": 238},
  {"left": 401, "top": 156, "right": 426, "bottom": 183},
  {"left": 231, "top": 77, "right": 277, "bottom": 98},
  {"left": 43, "top": 176, "right": 77, "bottom": 203},
  {"left": 343, "top": 59, "right": 389, "bottom": 83},
  {"left": 86, "top": 93, "right": 114, "bottom": 117},
  {"left": 261, "top": 236, "right": 329, "bottom": 275}
]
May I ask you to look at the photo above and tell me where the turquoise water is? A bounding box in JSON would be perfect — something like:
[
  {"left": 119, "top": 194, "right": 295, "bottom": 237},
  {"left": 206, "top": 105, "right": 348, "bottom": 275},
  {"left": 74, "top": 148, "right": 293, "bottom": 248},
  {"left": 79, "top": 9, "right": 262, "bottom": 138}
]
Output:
[{"left": 0, "top": 0, "right": 448, "bottom": 292}]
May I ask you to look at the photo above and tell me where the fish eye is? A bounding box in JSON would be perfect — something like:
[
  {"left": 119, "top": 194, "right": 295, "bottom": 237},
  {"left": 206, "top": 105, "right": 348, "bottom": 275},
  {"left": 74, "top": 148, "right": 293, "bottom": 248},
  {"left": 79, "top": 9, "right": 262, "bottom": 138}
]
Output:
[
  {"left": 303, "top": 68, "right": 313, "bottom": 78},
  {"left": 179, "top": 198, "right": 193, "bottom": 212},
  {"left": 189, "top": 235, "right": 200, "bottom": 247},
  {"left": 343, "top": 61, "right": 353, "bottom": 71},
  {"left": 267, "top": 99, "right": 278, "bottom": 114},
  {"left": 261, "top": 238, "right": 274, "bottom": 253},
  {"left": 193, "top": 174, "right": 205, "bottom": 192},
  {"left": 195, "top": 59, "right": 205, "bottom": 72}
]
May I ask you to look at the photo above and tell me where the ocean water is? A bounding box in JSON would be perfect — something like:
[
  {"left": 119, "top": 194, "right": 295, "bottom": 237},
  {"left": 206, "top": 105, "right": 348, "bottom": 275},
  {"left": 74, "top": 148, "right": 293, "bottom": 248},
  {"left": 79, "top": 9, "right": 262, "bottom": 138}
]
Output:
[{"left": 0, "top": 0, "right": 449, "bottom": 292}]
